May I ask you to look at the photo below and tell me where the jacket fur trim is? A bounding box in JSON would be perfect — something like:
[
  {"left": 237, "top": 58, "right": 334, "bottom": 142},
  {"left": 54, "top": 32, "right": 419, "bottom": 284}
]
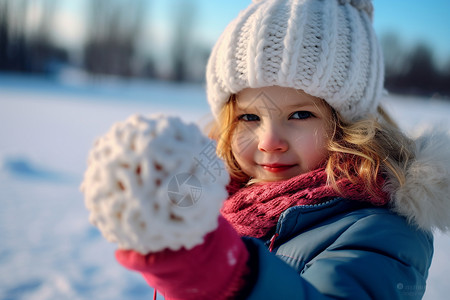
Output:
[{"left": 386, "top": 129, "right": 450, "bottom": 232}]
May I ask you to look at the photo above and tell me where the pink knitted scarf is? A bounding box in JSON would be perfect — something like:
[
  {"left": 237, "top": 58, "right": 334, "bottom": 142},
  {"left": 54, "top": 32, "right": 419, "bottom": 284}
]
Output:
[{"left": 221, "top": 168, "right": 388, "bottom": 239}]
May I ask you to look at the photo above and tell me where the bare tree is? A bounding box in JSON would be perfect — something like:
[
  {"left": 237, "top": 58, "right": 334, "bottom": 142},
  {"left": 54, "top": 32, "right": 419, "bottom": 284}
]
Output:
[
  {"left": 83, "top": 0, "right": 147, "bottom": 77},
  {"left": 404, "top": 43, "right": 437, "bottom": 93},
  {"left": 171, "top": 0, "right": 196, "bottom": 82},
  {"left": 0, "top": 0, "right": 68, "bottom": 73},
  {"left": 28, "top": 0, "right": 60, "bottom": 72},
  {"left": 381, "top": 32, "right": 408, "bottom": 78},
  {"left": 0, "top": 0, "right": 29, "bottom": 71},
  {"left": 0, "top": 0, "right": 10, "bottom": 69}
]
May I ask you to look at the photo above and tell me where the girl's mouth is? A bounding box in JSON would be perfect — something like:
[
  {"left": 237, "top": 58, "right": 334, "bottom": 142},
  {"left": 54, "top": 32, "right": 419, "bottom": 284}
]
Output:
[{"left": 261, "top": 164, "right": 297, "bottom": 173}]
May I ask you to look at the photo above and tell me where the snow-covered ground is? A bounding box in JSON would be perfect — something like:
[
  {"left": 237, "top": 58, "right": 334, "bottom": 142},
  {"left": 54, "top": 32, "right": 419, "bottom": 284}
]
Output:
[{"left": 0, "top": 74, "right": 449, "bottom": 299}]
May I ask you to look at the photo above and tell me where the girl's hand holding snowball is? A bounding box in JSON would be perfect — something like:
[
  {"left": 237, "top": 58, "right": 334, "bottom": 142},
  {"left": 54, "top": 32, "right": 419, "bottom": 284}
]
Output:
[{"left": 80, "top": 114, "right": 249, "bottom": 299}]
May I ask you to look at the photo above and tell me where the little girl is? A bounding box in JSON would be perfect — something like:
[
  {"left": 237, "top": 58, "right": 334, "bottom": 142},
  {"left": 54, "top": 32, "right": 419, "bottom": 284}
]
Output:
[{"left": 88, "top": 0, "right": 450, "bottom": 299}]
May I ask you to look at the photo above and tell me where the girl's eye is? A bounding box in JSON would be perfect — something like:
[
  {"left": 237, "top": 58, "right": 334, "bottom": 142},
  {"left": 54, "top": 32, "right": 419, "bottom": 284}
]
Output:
[
  {"left": 238, "top": 114, "right": 260, "bottom": 122},
  {"left": 289, "top": 111, "right": 313, "bottom": 120}
]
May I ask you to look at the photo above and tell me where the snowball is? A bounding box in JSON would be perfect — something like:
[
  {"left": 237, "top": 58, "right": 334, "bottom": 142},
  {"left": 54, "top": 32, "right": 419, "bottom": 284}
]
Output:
[{"left": 80, "top": 114, "right": 230, "bottom": 254}]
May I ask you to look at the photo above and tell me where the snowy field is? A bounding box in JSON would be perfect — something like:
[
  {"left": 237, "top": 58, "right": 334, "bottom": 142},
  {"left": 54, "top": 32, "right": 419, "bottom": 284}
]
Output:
[{"left": 0, "top": 74, "right": 449, "bottom": 299}]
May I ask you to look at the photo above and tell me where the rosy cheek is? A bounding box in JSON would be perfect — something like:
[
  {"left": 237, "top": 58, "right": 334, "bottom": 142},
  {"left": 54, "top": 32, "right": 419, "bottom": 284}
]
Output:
[
  {"left": 309, "top": 131, "right": 329, "bottom": 163},
  {"left": 294, "top": 133, "right": 317, "bottom": 150},
  {"left": 232, "top": 126, "right": 257, "bottom": 157}
]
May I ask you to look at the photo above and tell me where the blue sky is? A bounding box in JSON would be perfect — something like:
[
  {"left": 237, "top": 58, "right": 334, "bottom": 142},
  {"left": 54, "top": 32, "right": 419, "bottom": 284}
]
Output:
[
  {"left": 373, "top": 0, "right": 450, "bottom": 63},
  {"left": 53, "top": 0, "right": 450, "bottom": 64}
]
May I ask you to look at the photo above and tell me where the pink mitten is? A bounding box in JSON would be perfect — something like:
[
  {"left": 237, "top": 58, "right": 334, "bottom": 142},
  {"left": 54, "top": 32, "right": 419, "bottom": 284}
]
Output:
[{"left": 116, "top": 215, "right": 249, "bottom": 300}]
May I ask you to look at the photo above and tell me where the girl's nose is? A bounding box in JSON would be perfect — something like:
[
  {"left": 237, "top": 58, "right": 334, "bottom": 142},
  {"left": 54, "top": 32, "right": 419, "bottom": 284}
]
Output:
[{"left": 257, "top": 124, "right": 288, "bottom": 153}]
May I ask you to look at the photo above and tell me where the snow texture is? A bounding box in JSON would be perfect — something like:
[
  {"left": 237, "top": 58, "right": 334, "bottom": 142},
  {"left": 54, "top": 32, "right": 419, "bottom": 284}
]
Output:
[{"left": 80, "top": 114, "right": 229, "bottom": 254}]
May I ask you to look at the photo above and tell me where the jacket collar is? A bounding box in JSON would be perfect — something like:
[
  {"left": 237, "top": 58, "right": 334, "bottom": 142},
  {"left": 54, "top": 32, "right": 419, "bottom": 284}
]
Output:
[{"left": 264, "top": 198, "right": 375, "bottom": 245}]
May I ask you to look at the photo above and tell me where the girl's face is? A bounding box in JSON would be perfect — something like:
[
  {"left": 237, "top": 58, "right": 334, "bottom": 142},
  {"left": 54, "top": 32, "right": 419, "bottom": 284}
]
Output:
[{"left": 231, "top": 86, "right": 332, "bottom": 182}]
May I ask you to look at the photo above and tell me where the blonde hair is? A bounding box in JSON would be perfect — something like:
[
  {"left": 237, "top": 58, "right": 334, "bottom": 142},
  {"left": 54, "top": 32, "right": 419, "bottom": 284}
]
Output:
[
  {"left": 209, "top": 95, "right": 415, "bottom": 196},
  {"left": 326, "top": 106, "right": 415, "bottom": 197},
  {"left": 209, "top": 94, "right": 246, "bottom": 180}
]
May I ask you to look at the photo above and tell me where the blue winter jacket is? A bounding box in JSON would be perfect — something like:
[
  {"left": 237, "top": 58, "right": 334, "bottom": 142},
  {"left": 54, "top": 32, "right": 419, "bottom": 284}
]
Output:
[{"left": 240, "top": 198, "right": 433, "bottom": 299}]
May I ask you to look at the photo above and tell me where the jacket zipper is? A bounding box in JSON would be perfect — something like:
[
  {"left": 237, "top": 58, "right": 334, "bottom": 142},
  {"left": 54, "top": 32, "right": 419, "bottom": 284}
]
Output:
[{"left": 268, "top": 233, "right": 279, "bottom": 252}]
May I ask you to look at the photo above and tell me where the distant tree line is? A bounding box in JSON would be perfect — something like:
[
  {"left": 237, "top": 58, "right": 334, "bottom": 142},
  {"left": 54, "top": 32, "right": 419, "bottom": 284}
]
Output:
[
  {"left": 0, "top": 0, "right": 209, "bottom": 82},
  {"left": 381, "top": 33, "right": 450, "bottom": 97},
  {"left": 0, "top": 0, "right": 68, "bottom": 74},
  {"left": 0, "top": 0, "right": 449, "bottom": 96}
]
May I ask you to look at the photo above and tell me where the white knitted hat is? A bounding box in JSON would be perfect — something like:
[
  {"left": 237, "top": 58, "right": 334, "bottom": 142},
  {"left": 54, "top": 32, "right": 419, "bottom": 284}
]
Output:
[{"left": 206, "top": 0, "right": 384, "bottom": 122}]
